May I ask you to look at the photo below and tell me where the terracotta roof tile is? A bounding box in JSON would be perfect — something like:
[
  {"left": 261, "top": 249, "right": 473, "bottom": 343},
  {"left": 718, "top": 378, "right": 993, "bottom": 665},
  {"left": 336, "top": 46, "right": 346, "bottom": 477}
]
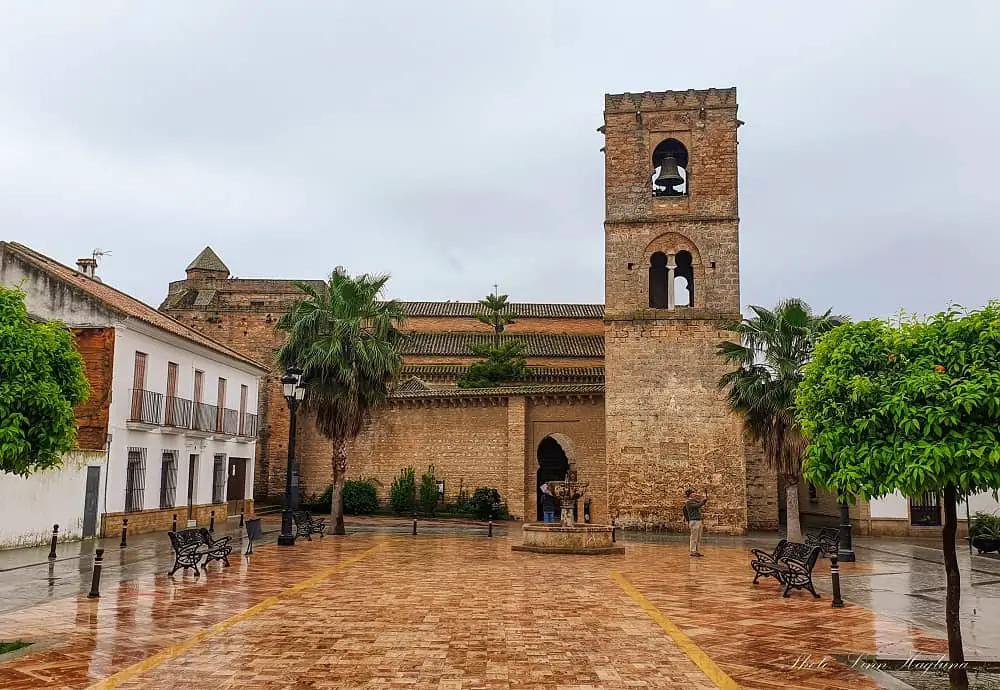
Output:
[
  {"left": 2, "top": 243, "right": 266, "bottom": 371},
  {"left": 400, "top": 302, "right": 603, "bottom": 319},
  {"left": 400, "top": 333, "right": 603, "bottom": 358},
  {"left": 401, "top": 365, "right": 604, "bottom": 382},
  {"left": 394, "top": 376, "right": 432, "bottom": 393},
  {"left": 390, "top": 383, "right": 605, "bottom": 399}
]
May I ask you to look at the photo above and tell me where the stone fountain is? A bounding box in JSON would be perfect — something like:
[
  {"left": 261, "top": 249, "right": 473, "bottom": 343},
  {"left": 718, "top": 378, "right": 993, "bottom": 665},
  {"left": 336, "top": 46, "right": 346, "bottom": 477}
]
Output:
[{"left": 512, "top": 466, "right": 624, "bottom": 555}]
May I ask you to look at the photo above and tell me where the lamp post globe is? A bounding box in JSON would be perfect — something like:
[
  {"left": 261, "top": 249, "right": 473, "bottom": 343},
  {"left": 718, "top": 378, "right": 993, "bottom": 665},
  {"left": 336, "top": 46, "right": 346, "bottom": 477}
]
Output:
[{"left": 277, "top": 366, "right": 304, "bottom": 547}]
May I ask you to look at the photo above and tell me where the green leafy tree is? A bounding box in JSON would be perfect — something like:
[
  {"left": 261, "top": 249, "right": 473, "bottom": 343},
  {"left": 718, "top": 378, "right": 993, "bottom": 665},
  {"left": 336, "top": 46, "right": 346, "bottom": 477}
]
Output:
[
  {"left": 419, "top": 465, "right": 438, "bottom": 515},
  {"left": 0, "top": 286, "right": 89, "bottom": 476},
  {"left": 717, "top": 299, "right": 845, "bottom": 542},
  {"left": 276, "top": 270, "right": 405, "bottom": 535},
  {"left": 475, "top": 292, "right": 516, "bottom": 337},
  {"left": 457, "top": 341, "right": 528, "bottom": 388},
  {"left": 796, "top": 303, "right": 1000, "bottom": 690}
]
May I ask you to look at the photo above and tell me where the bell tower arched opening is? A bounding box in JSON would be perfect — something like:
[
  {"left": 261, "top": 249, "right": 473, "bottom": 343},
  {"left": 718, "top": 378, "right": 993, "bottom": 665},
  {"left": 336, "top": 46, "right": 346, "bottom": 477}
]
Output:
[{"left": 652, "top": 138, "right": 689, "bottom": 197}]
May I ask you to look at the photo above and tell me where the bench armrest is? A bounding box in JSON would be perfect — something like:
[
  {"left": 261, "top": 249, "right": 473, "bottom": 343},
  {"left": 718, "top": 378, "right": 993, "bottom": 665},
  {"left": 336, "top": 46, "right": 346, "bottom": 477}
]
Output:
[
  {"left": 750, "top": 549, "right": 778, "bottom": 564},
  {"left": 780, "top": 558, "right": 813, "bottom": 576},
  {"left": 177, "top": 543, "right": 203, "bottom": 556},
  {"left": 209, "top": 535, "right": 232, "bottom": 548}
]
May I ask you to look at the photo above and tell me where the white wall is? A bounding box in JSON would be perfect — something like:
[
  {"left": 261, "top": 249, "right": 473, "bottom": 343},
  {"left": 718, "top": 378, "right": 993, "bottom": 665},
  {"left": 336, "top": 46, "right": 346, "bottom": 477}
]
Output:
[
  {"left": 870, "top": 489, "right": 1000, "bottom": 520},
  {"left": 0, "top": 451, "right": 106, "bottom": 549},
  {"left": 103, "top": 320, "right": 260, "bottom": 516}
]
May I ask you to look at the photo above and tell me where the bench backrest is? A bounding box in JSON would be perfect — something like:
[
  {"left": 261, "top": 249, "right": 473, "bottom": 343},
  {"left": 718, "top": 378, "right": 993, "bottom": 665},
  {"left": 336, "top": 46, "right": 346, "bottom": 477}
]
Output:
[
  {"left": 292, "top": 510, "right": 311, "bottom": 525},
  {"left": 781, "top": 542, "right": 821, "bottom": 570},
  {"left": 169, "top": 528, "right": 204, "bottom": 551},
  {"left": 818, "top": 527, "right": 839, "bottom": 540},
  {"left": 771, "top": 539, "right": 789, "bottom": 559}
]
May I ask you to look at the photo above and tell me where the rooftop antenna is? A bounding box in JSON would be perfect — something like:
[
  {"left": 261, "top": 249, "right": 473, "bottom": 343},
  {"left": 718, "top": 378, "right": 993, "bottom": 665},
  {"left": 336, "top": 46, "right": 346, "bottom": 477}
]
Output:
[
  {"left": 92, "top": 248, "right": 111, "bottom": 264},
  {"left": 493, "top": 283, "right": 499, "bottom": 298}
]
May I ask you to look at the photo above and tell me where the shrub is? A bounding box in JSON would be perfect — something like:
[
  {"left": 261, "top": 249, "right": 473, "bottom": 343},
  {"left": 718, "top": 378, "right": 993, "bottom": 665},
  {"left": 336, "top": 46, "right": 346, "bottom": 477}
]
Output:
[
  {"left": 343, "top": 480, "right": 379, "bottom": 515},
  {"left": 970, "top": 511, "right": 1000, "bottom": 539},
  {"left": 419, "top": 465, "right": 438, "bottom": 515},
  {"left": 301, "top": 485, "right": 332, "bottom": 513},
  {"left": 389, "top": 467, "right": 416, "bottom": 514},
  {"left": 469, "top": 487, "right": 505, "bottom": 520},
  {"left": 453, "top": 484, "right": 472, "bottom": 514}
]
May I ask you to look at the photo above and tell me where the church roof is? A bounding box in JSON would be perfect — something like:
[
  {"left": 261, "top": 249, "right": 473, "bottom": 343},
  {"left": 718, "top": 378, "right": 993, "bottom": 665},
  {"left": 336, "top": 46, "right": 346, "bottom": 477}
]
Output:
[
  {"left": 186, "top": 246, "right": 229, "bottom": 274},
  {"left": 399, "top": 333, "right": 604, "bottom": 358},
  {"left": 401, "top": 365, "right": 604, "bottom": 382},
  {"left": 394, "top": 376, "right": 432, "bottom": 393},
  {"left": 390, "top": 383, "right": 604, "bottom": 399},
  {"left": 400, "top": 302, "right": 603, "bottom": 319}
]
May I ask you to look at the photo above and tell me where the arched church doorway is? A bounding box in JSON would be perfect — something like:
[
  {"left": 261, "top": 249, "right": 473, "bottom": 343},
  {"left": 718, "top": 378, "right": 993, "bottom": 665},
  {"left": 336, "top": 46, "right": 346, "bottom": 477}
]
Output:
[{"left": 536, "top": 435, "right": 570, "bottom": 521}]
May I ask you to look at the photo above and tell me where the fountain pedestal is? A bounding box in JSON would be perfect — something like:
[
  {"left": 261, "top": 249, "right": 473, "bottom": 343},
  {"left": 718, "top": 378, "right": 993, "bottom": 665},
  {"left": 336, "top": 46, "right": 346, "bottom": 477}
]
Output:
[{"left": 512, "top": 471, "right": 624, "bottom": 555}]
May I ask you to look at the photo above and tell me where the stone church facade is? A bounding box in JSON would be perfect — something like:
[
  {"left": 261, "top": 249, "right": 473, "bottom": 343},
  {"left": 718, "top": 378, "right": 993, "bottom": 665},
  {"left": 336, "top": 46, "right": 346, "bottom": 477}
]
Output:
[{"left": 161, "top": 87, "right": 779, "bottom": 534}]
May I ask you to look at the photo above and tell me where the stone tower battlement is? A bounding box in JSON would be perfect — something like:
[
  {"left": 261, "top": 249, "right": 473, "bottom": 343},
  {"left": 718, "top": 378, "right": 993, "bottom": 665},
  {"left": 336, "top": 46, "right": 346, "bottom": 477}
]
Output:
[{"left": 603, "top": 88, "right": 737, "bottom": 114}]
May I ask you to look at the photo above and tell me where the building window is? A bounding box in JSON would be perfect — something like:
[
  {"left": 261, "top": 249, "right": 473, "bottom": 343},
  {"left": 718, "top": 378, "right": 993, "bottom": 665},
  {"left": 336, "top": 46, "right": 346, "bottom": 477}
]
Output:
[
  {"left": 216, "top": 377, "right": 227, "bottom": 432},
  {"left": 130, "top": 352, "right": 148, "bottom": 420},
  {"left": 675, "top": 250, "right": 694, "bottom": 307},
  {"left": 648, "top": 251, "right": 694, "bottom": 310},
  {"left": 652, "top": 138, "right": 689, "bottom": 197},
  {"left": 165, "top": 362, "right": 179, "bottom": 426},
  {"left": 649, "top": 252, "right": 668, "bottom": 308},
  {"left": 239, "top": 384, "right": 248, "bottom": 435},
  {"left": 159, "top": 451, "right": 178, "bottom": 508},
  {"left": 212, "top": 455, "right": 226, "bottom": 504},
  {"left": 125, "top": 447, "right": 147, "bottom": 513}
]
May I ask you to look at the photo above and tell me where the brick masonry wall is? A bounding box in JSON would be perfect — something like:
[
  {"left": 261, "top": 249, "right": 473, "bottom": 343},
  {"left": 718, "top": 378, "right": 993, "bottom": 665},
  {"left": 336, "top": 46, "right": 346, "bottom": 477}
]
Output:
[
  {"left": 404, "top": 316, "right": 604, "bottom": 336},
  {"left": 605, "top": 320, "right": 747, "bottom": 533},
  {"left": 100, "top": 500, "right": 253, "bottom": 538},
  {"left": 71, "top": 327, "right": 114, "bottom": 452}
]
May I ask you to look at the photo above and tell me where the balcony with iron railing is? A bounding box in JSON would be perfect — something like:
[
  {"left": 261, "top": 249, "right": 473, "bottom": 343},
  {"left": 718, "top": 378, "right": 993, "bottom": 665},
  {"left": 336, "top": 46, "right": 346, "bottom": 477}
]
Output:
[
  {"left": 129, "top": 389, "right": 163, "bottom": 425},
  {"left": 126, "top": 390, "right": 258, "bottom": 439}
]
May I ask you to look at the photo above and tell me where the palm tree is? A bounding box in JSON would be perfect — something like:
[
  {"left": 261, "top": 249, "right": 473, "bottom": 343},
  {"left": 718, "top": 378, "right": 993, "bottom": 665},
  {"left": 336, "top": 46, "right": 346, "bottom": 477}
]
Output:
[
  {"left": 276, "top": 270, "right": 406, "bottom": 535},
  {"left": 717, "top": 299, "right": 845, "bottom": 542}
]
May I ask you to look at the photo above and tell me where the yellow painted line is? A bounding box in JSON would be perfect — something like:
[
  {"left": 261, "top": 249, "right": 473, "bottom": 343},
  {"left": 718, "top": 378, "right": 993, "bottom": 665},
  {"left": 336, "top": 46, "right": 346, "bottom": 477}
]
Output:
[
  {"left": 89, "top": 540, "right": 389, "bottom": 690},
  {"left": 609, "top": 570, "right": 741, "bottom": 690}
]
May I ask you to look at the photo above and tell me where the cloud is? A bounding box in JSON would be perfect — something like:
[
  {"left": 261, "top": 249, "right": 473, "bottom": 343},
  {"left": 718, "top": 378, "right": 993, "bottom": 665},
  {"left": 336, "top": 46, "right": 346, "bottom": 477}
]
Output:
[{"left": 1, "top": 1, "right": 997, "bottom": 318}]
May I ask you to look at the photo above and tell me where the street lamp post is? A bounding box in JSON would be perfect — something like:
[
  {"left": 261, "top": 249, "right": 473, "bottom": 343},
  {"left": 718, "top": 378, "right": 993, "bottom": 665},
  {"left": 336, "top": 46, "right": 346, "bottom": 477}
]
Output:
[
  {"left": 837, "top": 492, "right": 856, "bottom": 562},
  {"left": 277, "top": 366, "right": 305, "bottom": 547}
]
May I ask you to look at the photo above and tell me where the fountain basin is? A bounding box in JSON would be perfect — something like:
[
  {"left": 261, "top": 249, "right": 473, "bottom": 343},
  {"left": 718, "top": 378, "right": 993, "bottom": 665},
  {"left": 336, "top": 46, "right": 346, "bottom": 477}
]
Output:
[{"left": 512, "top": 523, "right": 624, "bottom": 555}]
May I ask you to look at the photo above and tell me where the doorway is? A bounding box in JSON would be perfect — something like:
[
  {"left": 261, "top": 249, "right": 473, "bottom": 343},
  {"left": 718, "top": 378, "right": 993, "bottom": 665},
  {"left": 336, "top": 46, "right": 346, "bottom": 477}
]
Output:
[
  {"left": 82, "top": 466, "right": 101, "bottom": 537},
  {"left": 227, "top": 457, "right": 248, "bottom": 517},
  {"left": 536, "top": 436, "right": 570, "bottom": 521},
  {"left": 186, "top": 454, "right": 199, "bottom": 520}
]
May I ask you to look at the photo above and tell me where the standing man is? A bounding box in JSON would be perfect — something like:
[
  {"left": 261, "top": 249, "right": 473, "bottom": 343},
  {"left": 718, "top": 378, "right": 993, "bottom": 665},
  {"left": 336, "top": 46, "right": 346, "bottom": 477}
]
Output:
[{"left": 684, "top": 487, "right": 709, "bottom": 557}]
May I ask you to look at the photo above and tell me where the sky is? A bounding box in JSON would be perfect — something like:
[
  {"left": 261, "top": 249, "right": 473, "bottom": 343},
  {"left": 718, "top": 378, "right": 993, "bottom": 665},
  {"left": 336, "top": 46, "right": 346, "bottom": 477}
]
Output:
[{"left": 1, "top": 1, "right": 998, "bottom": 320}]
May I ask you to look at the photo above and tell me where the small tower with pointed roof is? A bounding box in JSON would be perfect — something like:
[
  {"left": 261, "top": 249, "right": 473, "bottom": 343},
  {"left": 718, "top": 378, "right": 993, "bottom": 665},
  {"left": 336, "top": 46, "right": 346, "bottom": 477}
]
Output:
[{"left": 185, "top": 246, "right": 230, "bottom": 281}]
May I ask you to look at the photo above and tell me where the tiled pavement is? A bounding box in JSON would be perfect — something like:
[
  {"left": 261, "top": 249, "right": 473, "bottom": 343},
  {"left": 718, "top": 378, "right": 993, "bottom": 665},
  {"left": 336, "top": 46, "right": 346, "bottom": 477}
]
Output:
[{"left": 0, "top": 529, "right": 981, "bottom": 690}]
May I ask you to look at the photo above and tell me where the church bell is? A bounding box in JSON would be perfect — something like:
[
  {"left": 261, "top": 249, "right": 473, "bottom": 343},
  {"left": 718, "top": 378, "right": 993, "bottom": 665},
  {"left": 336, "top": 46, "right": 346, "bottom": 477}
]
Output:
[{"left": 654, "top": 155, "right": 684, "bottom": 192}]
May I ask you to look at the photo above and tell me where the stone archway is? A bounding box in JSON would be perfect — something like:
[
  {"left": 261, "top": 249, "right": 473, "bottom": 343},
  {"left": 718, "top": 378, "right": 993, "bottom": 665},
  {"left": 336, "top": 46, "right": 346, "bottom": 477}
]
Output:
[{"left": 535, "top": 434, "right": 576, "bottom": 521}]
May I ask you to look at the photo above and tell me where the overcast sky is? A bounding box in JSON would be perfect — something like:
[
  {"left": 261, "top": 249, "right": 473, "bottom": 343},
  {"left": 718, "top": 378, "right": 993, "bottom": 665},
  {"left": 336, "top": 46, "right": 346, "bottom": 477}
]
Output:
[{"left": 1, "top": 2, "right": 997, "bottom": 319}]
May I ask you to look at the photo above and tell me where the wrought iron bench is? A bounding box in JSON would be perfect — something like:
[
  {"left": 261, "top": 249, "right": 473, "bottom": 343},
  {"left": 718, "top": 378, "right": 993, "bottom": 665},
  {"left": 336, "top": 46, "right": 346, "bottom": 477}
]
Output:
[
  {"left": 750, "top": 540, "right": 822, "bottom": 598},
  {"left": 805, "top": 527, "right": 840, "bottom": 557},
  {"left": 292, "top": 510, "right": 327, "bottom": 540},
  {"left": 167, "top": 527, "right": 232, "bottom": 576}
]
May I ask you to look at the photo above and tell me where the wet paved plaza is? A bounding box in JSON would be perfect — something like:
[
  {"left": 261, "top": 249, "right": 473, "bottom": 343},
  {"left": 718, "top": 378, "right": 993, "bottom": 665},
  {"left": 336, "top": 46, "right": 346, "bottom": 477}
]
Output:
[{"left": 0, "top": 523, "right": 997, "bottom": 689}]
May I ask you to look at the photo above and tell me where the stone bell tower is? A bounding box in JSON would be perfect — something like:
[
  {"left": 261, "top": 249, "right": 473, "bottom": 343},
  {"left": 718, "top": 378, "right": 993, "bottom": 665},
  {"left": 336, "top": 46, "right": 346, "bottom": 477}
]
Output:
[{"left": 602, "top": 88, "right": 747, "bottom": 534}]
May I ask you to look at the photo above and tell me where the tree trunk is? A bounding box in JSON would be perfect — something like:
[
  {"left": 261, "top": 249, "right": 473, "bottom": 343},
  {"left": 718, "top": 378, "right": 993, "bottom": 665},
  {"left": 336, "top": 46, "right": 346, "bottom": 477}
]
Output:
[
  {"left": 330, "top": 438, "right": 348, "bottom": 535},
  {"left": 942, "top": 485, "right": 969, "bottom": 689},
  {"left": 785, "top": 475, "right": 803, "bottom": 542}
]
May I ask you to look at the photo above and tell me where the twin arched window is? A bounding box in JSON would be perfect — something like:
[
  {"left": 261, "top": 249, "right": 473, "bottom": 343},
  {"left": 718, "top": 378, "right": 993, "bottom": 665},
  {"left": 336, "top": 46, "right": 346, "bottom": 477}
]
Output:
[{"left": 649, "top": 250, "right": 694, "bottom": 308}]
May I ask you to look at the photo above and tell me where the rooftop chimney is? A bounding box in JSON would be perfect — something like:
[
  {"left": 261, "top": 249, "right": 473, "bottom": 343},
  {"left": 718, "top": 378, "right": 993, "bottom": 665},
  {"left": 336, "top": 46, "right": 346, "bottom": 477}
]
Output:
[
  {"left": 76, "top": 257, "right": 98, "bottom": 279},
  {"left": 334, "top": 266, "right": 347, "bottom": 276}
]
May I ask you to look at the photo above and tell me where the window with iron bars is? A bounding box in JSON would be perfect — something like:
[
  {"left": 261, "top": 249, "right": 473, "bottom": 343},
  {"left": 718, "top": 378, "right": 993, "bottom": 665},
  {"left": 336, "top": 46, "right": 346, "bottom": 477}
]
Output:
[
  {"left": 159, "top": 451, "right": 178, "bottom": 509},
  {"left": 212, "top": 455, "right": 226, "bottom": 504},
  {"left": 125, "top": 447, "right": 147, "bottom": 513}
]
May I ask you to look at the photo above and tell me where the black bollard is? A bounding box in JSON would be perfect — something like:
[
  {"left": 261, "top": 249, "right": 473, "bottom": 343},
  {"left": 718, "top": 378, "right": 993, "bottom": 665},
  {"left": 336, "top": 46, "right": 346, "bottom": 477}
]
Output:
[
  {"left": 171, "top": 513, "right": 177, "bottom": 532},
  {"left": 48, "top": 524, "right": 59, "bottom": 560},
  {"left": 88, "top": 548, "right": 105, "bottom": 598},
  {"left": 611, "top": 519, "right": 616, "bottom": 543},
  {"left": 120, "top": 519, "right": 128, "bottom": 548},
  {"left": 209, "top": 510, "right": 215, "bottom": 533},
  {"left": 239, "top": 510, "right": 244, "bottom": 527},
  {"left": 488, "top": 520, "right": 493, "bottom": 537},
  {"left": 412, "top": 511, "right": 417, "bottom": 535},
  {"left": 831, "top": 555, "right": 844, "bottom": 608}
]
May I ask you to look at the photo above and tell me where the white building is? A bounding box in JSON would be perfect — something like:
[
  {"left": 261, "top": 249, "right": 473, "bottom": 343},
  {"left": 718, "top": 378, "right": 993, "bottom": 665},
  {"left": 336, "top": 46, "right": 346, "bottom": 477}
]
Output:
[{"left": 0, "top": 242, "right": 267, "bottom": 547}]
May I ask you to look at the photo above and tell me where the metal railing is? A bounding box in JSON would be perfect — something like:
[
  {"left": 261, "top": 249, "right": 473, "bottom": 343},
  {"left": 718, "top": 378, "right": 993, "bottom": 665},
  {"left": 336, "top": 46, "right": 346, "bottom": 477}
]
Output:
[
  {"left": 128, "top": 389, "right": 163, "bottom": 425},
  {"left": 128, "top": 392, "right": 255, "bottom": 438}
]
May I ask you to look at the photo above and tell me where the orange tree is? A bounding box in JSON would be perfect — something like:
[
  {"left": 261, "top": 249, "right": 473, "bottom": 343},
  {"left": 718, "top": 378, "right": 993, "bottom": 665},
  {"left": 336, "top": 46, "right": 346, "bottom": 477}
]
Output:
[{"left": 796, "top": 303, "right": 1000, "bottom": 690}]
